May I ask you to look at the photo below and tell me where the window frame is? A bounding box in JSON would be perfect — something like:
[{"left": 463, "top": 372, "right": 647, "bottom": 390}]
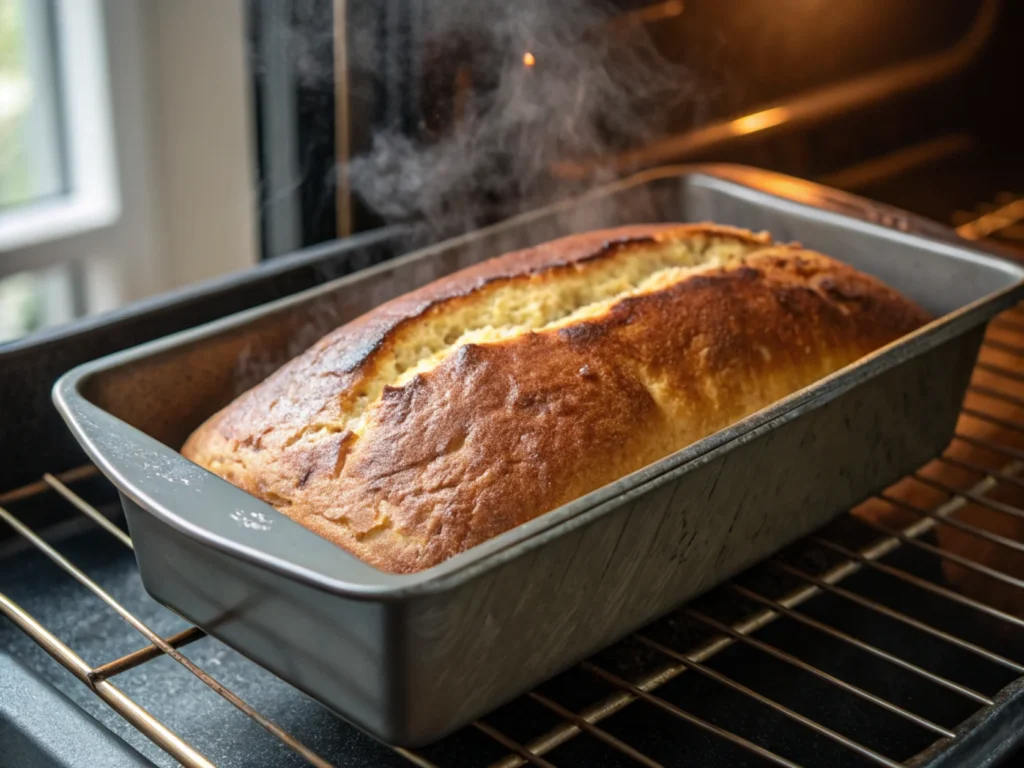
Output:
[
  {"left": 1, "top": 0, "right": 67, "bottom": 212},
  {"left": 0, "top": 0, "right": 119, "bottom": 267}
]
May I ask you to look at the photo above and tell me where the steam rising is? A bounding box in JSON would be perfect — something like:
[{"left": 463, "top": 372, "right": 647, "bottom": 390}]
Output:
[
  {"left": 346, "top": 0, "right": 695, "bottom": 238},
  {"left": 235, "top": 0, "right": 696, "bottom": 390}
]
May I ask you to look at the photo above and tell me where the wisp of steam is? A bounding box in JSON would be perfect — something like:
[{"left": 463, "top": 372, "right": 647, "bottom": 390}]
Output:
[
  {"left": 346, "top": 0, "right": 697, "bottom": 240},
  {"left": 235, "top": 0, "right": 697, "bottom": 390}
]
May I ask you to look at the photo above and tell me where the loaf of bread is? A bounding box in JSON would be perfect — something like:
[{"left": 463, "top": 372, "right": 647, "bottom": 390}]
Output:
[{"left": 182, "top": 224, "right": 930, "bottom": 573}]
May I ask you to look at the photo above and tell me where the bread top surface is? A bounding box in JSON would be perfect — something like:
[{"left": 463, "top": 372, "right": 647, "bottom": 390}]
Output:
[{"left": 182, "top": 224, "right": 931, "bottom": 573}]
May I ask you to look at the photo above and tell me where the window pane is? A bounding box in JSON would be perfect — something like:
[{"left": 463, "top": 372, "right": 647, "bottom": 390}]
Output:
[
  {"left": 0, "top": 263, "right": 75, "bottom": 343},
  {"left": 0, "top": 0, "right": 65, "bottom": 210}
]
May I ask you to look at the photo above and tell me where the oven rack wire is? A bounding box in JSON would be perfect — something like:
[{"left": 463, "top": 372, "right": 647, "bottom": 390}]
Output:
[{"left": 2, "top": 201, "right": 1024, "bottom": 768}]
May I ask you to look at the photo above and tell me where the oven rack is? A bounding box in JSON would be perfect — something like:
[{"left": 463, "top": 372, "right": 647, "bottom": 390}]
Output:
[{"left": 3, "top": 204, "right": 1024, "bottom": 768}]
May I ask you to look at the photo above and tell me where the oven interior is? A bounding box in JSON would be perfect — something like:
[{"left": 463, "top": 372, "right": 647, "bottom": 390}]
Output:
[{"left": 3, "top": 1, "right": 1024, "bottom": 766}]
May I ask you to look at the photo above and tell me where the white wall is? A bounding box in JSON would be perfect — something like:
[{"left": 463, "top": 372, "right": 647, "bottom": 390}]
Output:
[
  {"left": 101, "top": 0, "right": 259, "bottom": 307},
  {"left": 146, "top": 0, "right": 259, "bottom": 291}
]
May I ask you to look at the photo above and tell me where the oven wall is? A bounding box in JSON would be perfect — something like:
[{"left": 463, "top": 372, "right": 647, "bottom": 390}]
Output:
[{"left": 253, "top": 0, "right": 998, "bottom": 253}]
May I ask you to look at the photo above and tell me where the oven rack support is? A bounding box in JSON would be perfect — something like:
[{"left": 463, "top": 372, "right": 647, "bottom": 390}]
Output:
[{"left": 3, "top": 205, "right": 1024, "bottom": 768}]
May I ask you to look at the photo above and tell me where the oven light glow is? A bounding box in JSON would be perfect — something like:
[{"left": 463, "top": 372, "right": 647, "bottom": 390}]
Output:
[
  {"left": 523, "top": 52, "right": 536, "bottom": 67},
  {"left": 728, "top": 107, "right": 790, "bottom": 136}
]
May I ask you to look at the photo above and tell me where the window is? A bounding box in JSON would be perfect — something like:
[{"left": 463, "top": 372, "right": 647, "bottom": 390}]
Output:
[
  {"left": 0, "top": 263, "right": 75, "bottom": 342},
  {"left": 0, "top": 0, "right": 117, "bottom": 253},
  {"left": 0, "top": 0, "right": 116, "bottom": 341},
  {"left": 0, "top": 0, "right": 66, "bottom": 211},
  {"left": 1, "top": 1, "right": 261, "bottom": 345}
]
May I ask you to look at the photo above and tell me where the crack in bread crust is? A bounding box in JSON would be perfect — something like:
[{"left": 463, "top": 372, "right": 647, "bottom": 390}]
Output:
[
  {"left": 182, "top": 224, "right": 931, "bottom": 573},
  {"left": 382, "top": 233, "right": 760, "bottom": 418}
]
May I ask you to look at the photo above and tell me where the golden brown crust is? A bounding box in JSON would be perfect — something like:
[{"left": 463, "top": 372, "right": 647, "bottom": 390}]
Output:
[{"left": 182, "top": 224, "right": 931, "bottom": 573}]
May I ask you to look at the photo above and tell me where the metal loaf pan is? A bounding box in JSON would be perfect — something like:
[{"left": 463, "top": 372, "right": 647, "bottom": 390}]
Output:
[{"left": 53, "top": 165, "right": 1024, "bottom": 746}]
